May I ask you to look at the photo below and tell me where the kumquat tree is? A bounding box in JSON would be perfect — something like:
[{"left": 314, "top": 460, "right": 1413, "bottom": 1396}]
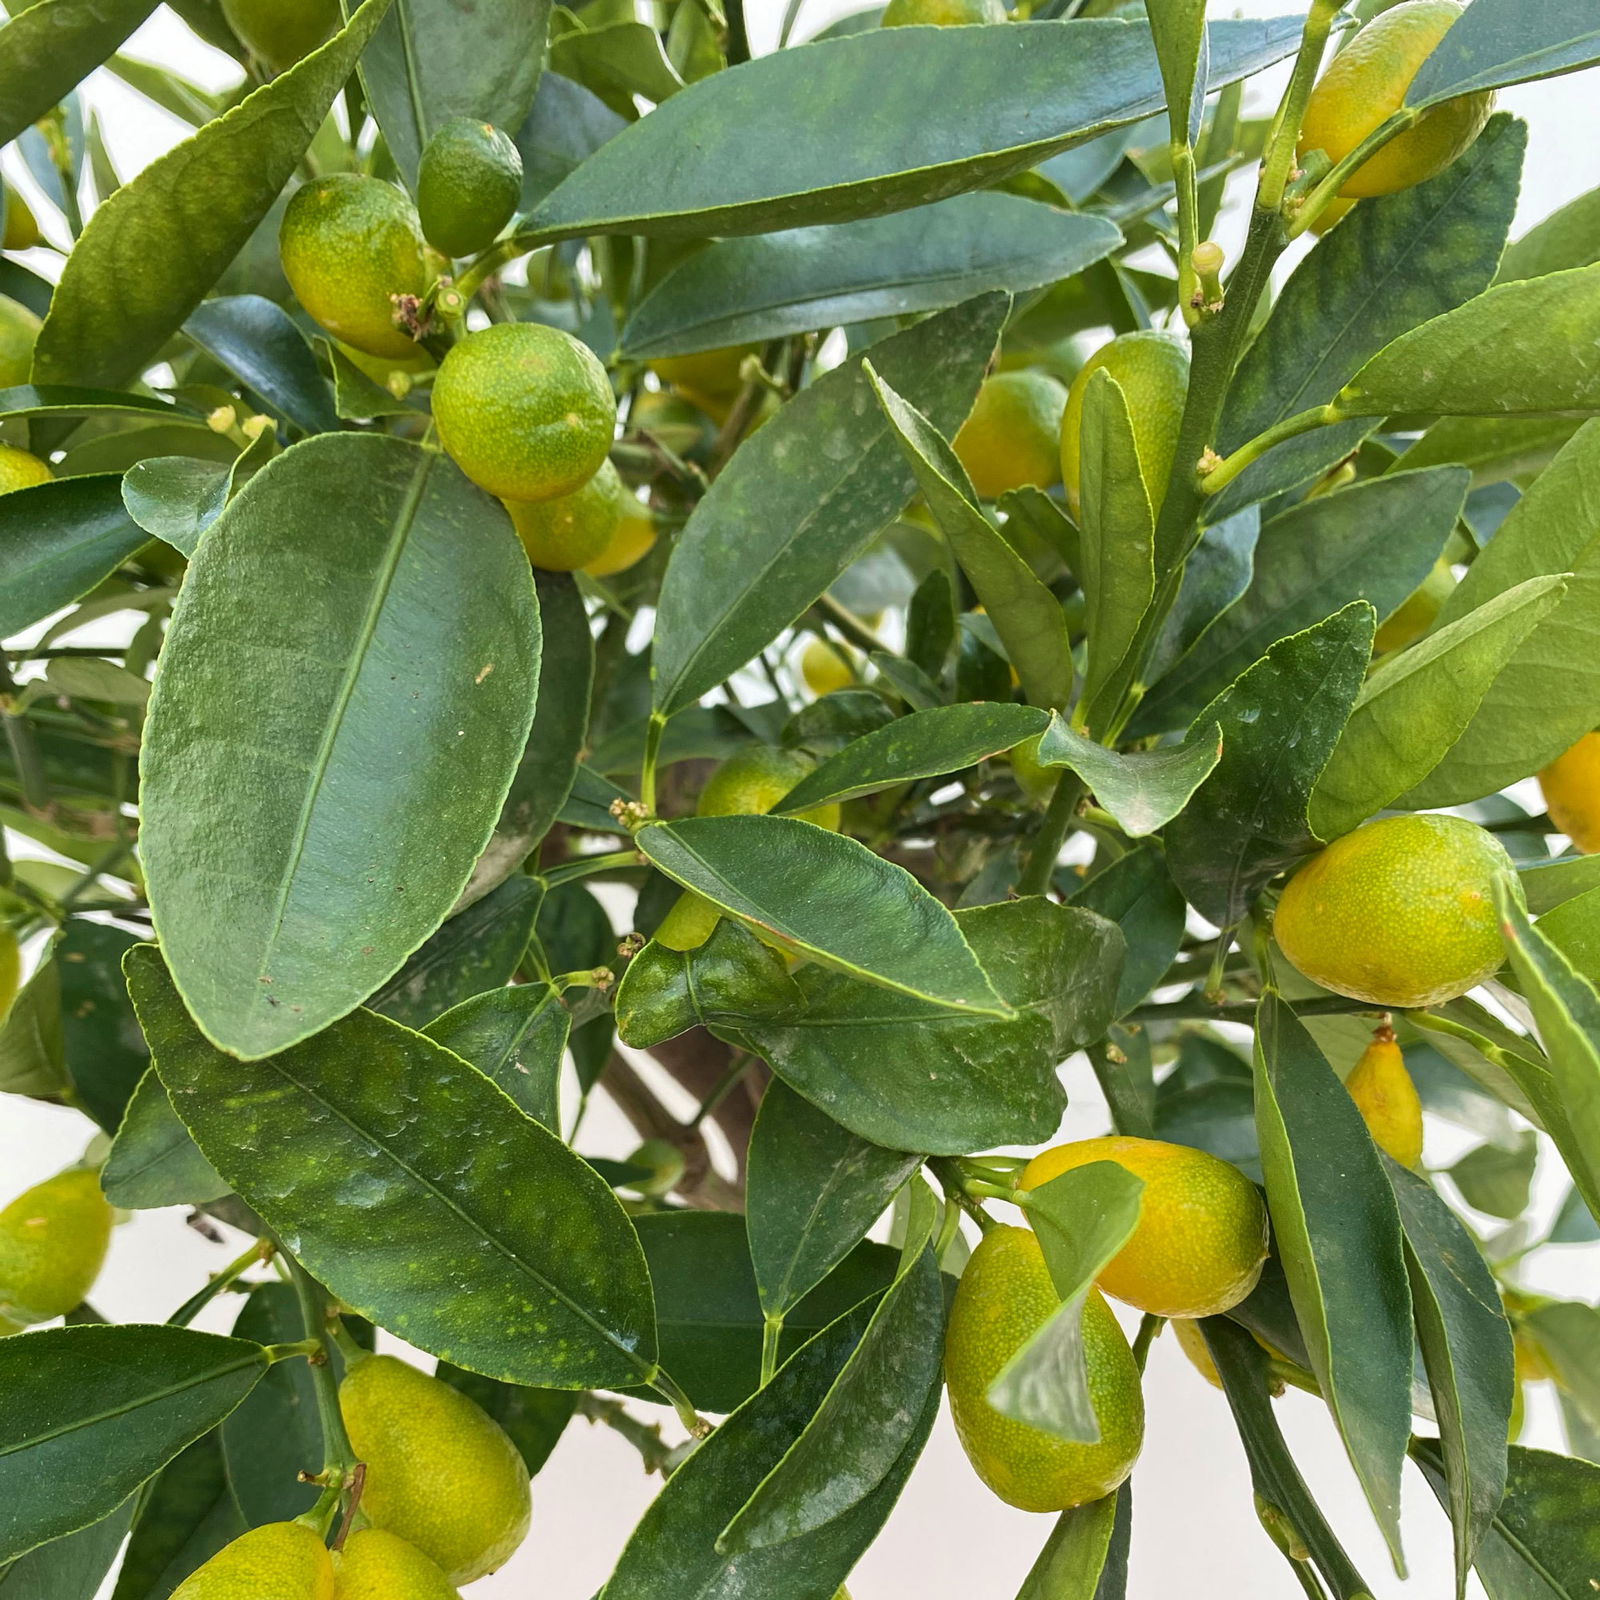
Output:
[{"left": 3, "top": 0, "right": 1600, "bottom": 1595}]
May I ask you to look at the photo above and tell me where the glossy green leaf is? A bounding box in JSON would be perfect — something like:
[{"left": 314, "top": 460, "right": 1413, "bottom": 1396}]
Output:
[
  {"left": 0, "top": 1503, "right": 134, "bottom": 1600},
  {"left": 0, "top": 476, "right": 151, "bottom": 640},
  {"left": 548, "top": 18, "right": 683, "bottom": 115},
  {"left": 1388, "top": 1160, "right": 1513, "bottom": 1599},
  {"left": 1165, "top": 604, "right": 1374, "bottom": 926},
  {"left": 605, "top": 1295, "right": 937, "bottom": 1600},
  {"left": 868, "top": 362, "right": 1073, "bottom": 710},
  {"left": 111, "top": 1432, "right": 243, "bottom": 1600},
  {"left": 1014, "top": 1493, "right": 1121, "bottom": 1600},
  {"left": 746, "top": 1078, "right": 921, "bottom": 1319},
  {"left": 1402, "top": 423, "right": 1600, "bottom": 806},
  {"left": 1309, "top": 575, "right": 1565, "bottom": 839},
  {"left": 652, "top": 294, "right": 1005, "bottom": 717},
  {"left": 734, "top": 898, "right": 1122, "bottom": 1155},
  {"left": 630, "top": 1211, "right": 897, "bottom": 1414},
  {"left": 1413, "top": 1439, "right": 1600, "bottom": 1600},
  {"left": 1253, "top": 993, "right": 1414, "bottom": 1565},
  {"left": 721, "top": 1226, "right": 943, "bottom": 1551},
  {"left": 434, "top": 1366, "right": 577, "bottom": 1477},
  {"left": 56, "top": 919, "right": 148, "bottom": 1136},
  {"left": 0, "top": 957, "right": 67, "bottom": 1103},
  {"left": 636, "top": 814, "right": 1008, "bottom": 1016},
  {"left": 32, "top": 0, "right": 392, "bottom": 390},
  {"left": 776, "top": 702, "right": 1047, "bottom": 815},
  {"left": 1209, "top": 113, "right": 1523, "bottom": 519},
  {"left": 120, "top": 458, "right": 228, "bottom": 557},
  {"left": 1036, "top": 716, "right": 1221, "bottom": 838},
  {"left": 220, "top": 1283, "right": 327, "bottom": 1526},
  {"left": 1448, "top": 1132, "right": 1539, "bottom": 1220},
  {"left": 1336, "top": 263, "right": 1600, "bottom": 422},
  {"left": 1537, "top": 884, "right": 1600, "bottom": 989},
  {"left": 1407, "top": 0, "right": 1600, "bottom": 103},
  {"left": 1494, "top": 887, "right": 1600, "bottom": 1231},
  {"left": 1522, "top": 856, "right": 1600, "bottom": 917},
  {"left": 1071, "top": 843, "right": 1187, "bottom": 1021},
  {"left": 141, "top": 434, "right": 540, "bottom": 1059},
  {"left": 1076, "top": 370, "right": 1153, "bottom": 721},
  {"left": 0, "top": 387, "right": 206, "bottom": 425},
  {"left": 182, "top": 295, "right": 338, "bottom": 436},
  {"left": 992, "top": 1163, "right": 1145, "bottom": 1442},
  {"left": 357, "top": 0, "right": 549, "bottom": 188},
  {"left": 0, "top": 1324, "right": 267, "bottom": 1565},
  {"left": 1498, "top": 183, "right": 1600, "bottom": 284},
  {"left": 0, "top": 0, "right": 158, "bottom": 147},
  {"left": 515, "top": 71, "right": 626, "bottom": 209},
  {"left": 528, "top": 17, "right": 1304, "bottom": 240},
  {"left": 370, "top": 874, "right": 542, "bottom": 1030},
  {"left": 621, "top": 196, "right": 1121, "bottom": 357},
  {"left": 1141, "top": 470, "right": 1464, "bottom": 733},
  {"left": 101, "top": 1066, "right": 230, "bottom": 1209},
  {"left": 127, "top": 944, "right": 658, "bottom": 1390},
  {"left": 422, "top": 982, "right": 569, "bottom": 1131}
]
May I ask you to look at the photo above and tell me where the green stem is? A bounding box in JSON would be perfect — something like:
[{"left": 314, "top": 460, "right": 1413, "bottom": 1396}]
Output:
[
  {"left": 1288, "top": 107, "right": 1419, "bottom": 240},
  {"left": 1131, "top": 1313, "right": 1165, "bottom": 1373},
  {"left": 651, "top": 1368, "right": 711, "bottom": 1438},
  {"left": 1199, "top": 405, "right": 1341, "bottom": 497},
  {"left": 264, "top": 1337, "right": 324, "bottom": 1363},
  {"left": 1256, "top": 0, "right": 1343, "bottom": 212},
  {"left": 286, "top": 1253, "right": 360, "bottom": 1479},
  {"left": 542, "top": 848, "right": 647, "bottom": 887},
  {"left": 724, "top": 0, "right": 750, "bottom": 63},
  {"left": 1172, "top": 142, "right": 1201, "bottom": 325},
  {"left": 1017, "top": 774, "right": 1084, "bottom": 897},
  {"left": 640, "top": 711, "right": 666, "bottom": 818},
  {"left": 814, "top": 593, "right": 890, "bottom": 656},
  {"left": 691, "top": 1050, "right": 754, "bottom": 1128},
  {"left": 760, "top": 1313, "right": 784, "bottom": 1387},
  {"left": 1125, "top": 993, "right": 1379, "bottom": 1024},
  {"left": 166, "top": 1239, "right": 275, "bottom": 1328}
]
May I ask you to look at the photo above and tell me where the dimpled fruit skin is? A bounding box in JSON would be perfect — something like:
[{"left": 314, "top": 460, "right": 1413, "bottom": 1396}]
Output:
[
  {"left": 882, "top": 0, "right": 1005, "bottom": 24},
  {"left": 1345, "top": 1033, "right": 1423, "bottom": 1168},
  {"left": 433, "top": 322, "right": 614, "bottom": 503},
  {"left": 1275, "top": 813, "right": 1511, "bottom": 1008},
  {"left": 1299, "top": 1, "right": 1492, "bottom": 199},
  {"left": 507, "top": 458, "right": 627, "bottom": 572},
  {"left": 954, "top": 371, "right": 1068, "bottom": 500},
  {"left": 334, "top": 1529, "right": 461, "bottom": 1600},
  {"left": 340, "top": 1355, "right": 531, "bottom": 1584},
  {"left": 0, "top": 442, "right": 53, "bottom": 495},
  {"left": 279, "top": 176, "right": 426, "bottom": 359},
  {"left": 945, "top": 1227, "right": 1143, "bottom": 1513},
  {"left": 1539, "top": 733, "right": 1600, "bottom": 854},
  {"left": 417, "top": 118, "right": 523, "bottom": 259},
  {"left": 221, "top": 0, "right": 341, "bottom": 68},
  {"left": 0, "top": 1167, "right": 114, "bottom": 1328},
  {"left": 698, "top": 745, "right": 840, "bottom": 831},
  {"left": 1021, "top": 1137, "right": 1268, "bottom": 1318},
  {"left": 1060, "top": 330, "right": 1189, "bottom": 514},
  {"left": 0, "top": 294, "right": 41, "bottom": 387},
  {"left": 172, "top": 1522, "right": 334, "bottom": 1600},
  {"left": 584, "top": 506, "right": 656, "bottom": 578}
]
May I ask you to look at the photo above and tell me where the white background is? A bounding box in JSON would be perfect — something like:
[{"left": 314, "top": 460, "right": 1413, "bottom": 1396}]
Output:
[{"left": 3, "top": 2, "right": 1599, "bottom": 1596}]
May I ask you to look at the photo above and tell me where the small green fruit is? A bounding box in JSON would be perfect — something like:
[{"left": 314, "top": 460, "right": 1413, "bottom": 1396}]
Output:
[
  {"left": 417, "top": 118, "right": 523, "bottom": 259},
  {"left": 0, "top": 293, "right": 42, "bottom": 387},
  {"left": 2, "top": 188, "right": 41, "bottom": 251},
  {"left": 506, "top": 457, "right": 628, "bottom": 571},
  {"left": 339, "top": 1354, "right": 532, "bottom": 1583},
  {"left": 0, "top": 1166, "right": 114, "bottom": 1329},
  {"left": 221, "top": 0, "right": 342, "bottom": 71},
  {"left": 0, "top": 442, "right": 50, "bottom": 496}
]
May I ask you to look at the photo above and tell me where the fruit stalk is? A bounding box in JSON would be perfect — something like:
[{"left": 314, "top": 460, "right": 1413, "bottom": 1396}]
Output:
[
  {"left": 1257, "top": 0, "right": 1345, "bottom": 213},
  {"left": 286, "top": 1250, "right": 362, "bottom": 1497},
  {"left": 1017, "top": 772, "right": 1084, "bottom": 896}
]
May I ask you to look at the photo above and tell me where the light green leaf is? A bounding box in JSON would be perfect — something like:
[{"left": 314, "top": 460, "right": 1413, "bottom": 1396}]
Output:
[
  {"left": 1448, "top": 1132, "right": 1539, "bottom": 1221},
  {"left": 1014, "top": 1493, "right": 1123, "bottom": 1600},
  {"left": 652, "top": 294, "right": 1005, "bottom": 717},
  {"left": 1497, "top": 183, "right": 1600, "bottom": 284},
  {"left": 33, "top": 0, "right": 393, "bottom": 390},
  {"left": 140, "top": 435, "right": 540, "bottom": 1059},
  {"left": 0, "top": 0, "right": 158, "bottom": 147},
  {"left": 1309, "top": 575, "right": 1565, "bottom": 839},
  {"left": 1521, "top": 856, "right": 1600, "bottom": 917},
  {"left": 635, "top": 814, "right": 1007, "bottom": 1016},
  {"left": 867, "top": 362, "right": 1073, "bottom": 711},
  {"left": 422, "top": 981, "right": 570, "bottom": 1132},
  {"left": 1037, "top": 716, "right": 1221, "bottom": 839},
  {"left": 1536, "top": 883, "right": 1600, "bottom": 990},
  {"left": 101, "top": 1065, "right": 230, "bottom": 1209},
  {"left": 1146, "top": 0, "right": 1207, "bottom": 143}
]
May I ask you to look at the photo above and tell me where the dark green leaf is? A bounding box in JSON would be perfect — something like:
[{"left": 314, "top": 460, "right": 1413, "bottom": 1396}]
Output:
[
  {"left": 1336, "top": 263, "right": 1600, "bottom": 422},
  {"left": 867, "top": 362, "right": 1073, "bottom": 710},
  {"left": 0, "top": 387, "right": 206, "bottom": 425},
  {"left": 528, "top": 17, "right": 1304, "bottom": 240},
  {"left": 1154, "top": 1078, "right": 1260, "bottom": 1184},
  {"left": 56, "top": 919, "right": 148, "bottom": 1135},
  {"left": 1389, "top": 1160, "right": 1513, "bottom": 1599},
  {"left": 0, "top": 476, "right": 151, "bottom": 640},
  {"left": 101, "top": 1066, "right": 231, "bottom": 1209},
  {"left": 0, "top": 957, "right": 67, "bottom": 1103},
  {"left": 32, "top": 0, "right": 392, "bottom": 390},
  {"left": 0, "top": 1324, "right": 266, "bottom": 1565},
  {"left": 735, "top": 898, "right": 1122, "bottom": 1155},
  {"left": 422, "top": 982, "right": 569, "bottom": 1131},
  {"left": 1141, "top": 470, "right": 1465, "bottom": 733},
  {"left": 1165, "top": 604, "right": 1374, "bottom": 926},
  {"left": 992, "top": 1163, "right": 1144, "bottom": 1442},
  {"left": 1449, "top": 1132, "right": 1539, "bottom": 1220},
  {"left": 548, "top": 18, "right": 683, "bottom": 115},
  {"left": 776, "top": 702, "right": 1047, "bottom": 814},
  {"left": 1413, "top": 1439, "right": 1600, "bottom": 1600},
  {"left": 0, "top": 1503, "right": 134, "bottom": 1600},
  {"left": 111, "top": 1432, "right": 243, "bottom": 1600},
  {"left": 1253, "top": 994, "right": 1413, "bottom": 1563},
  {"left": 604, "top": 1295, "right": 936, "bottom": 1600},
  {"left": 434, "top": 1366, "right": 576, "bottom": 1477},
  {"left": 1014, "top": 1494, "right": 1121, "bottom": 1600},
  {"left": 1209, "top": 113, "right": 1523, "bottom": 519},
  {"left": 141, "top": 434, "right": 540, "bottom": 1059},
  {"left": 1071, "top": 843, "right": 1187, "bottom": 1019},
  {"left": 182, "top": 295, "right": 338, "bottom": 435},
  {"left": 1309, "top": 576, "right": 1565, "bottom": 839},
  {"left": 1036, "top": 717, "right": 1221, "bottom": 838},
  {"left": 621, "top": 196, "right": 1121, "bottom": 357},
  {"left": 1407, "top": 0, "right": 1600, "bottom": 103},
  {"left": 636, "top": 814, "right": 1008, "bottom": 1016},
  {"left": 515, "top": 72, "right": 626, "bottom": 209},
  {"left": 127, "top": 945, "right": 657, "bottom": 1390},
  {"left": 652, "top": 294, "right": 1005, "bottom": 716},
  {"left": 358, "top": 0, "right": 550, "bottom": 188},
  {"left": 0, "top": 0, "right": 159, "bottom": 148},
  {"left": 746, "top": 1078, "right": 921, "bottom": 1318}
]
